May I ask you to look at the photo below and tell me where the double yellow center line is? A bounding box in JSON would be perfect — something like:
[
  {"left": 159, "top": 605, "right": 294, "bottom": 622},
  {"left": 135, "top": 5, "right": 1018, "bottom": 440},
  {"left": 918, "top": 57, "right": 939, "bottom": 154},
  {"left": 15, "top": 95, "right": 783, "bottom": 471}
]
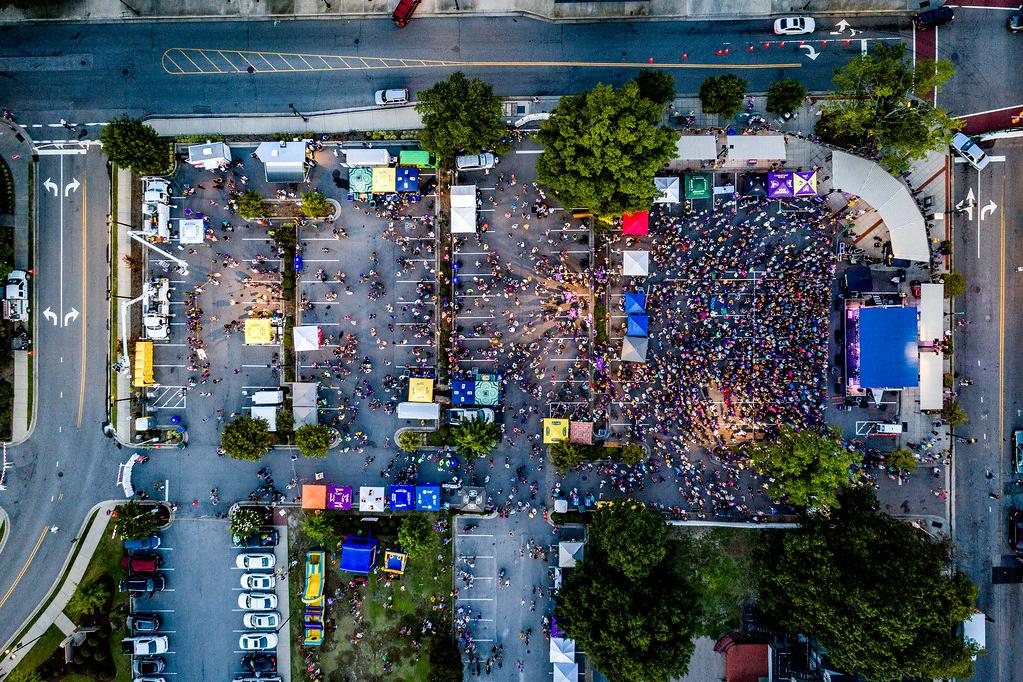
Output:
[{"left": 0, "top": 527, "right": 50, "bottom": 610}]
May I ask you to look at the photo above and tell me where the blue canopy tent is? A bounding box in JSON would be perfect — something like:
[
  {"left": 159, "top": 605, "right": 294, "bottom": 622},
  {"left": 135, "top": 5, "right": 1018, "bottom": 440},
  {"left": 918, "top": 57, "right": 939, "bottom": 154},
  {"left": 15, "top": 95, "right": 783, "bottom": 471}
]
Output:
[
  {"left": 395, "top": 167, "right": 420, "bottom": 193},
  {"left": 415, "top": 485, "right": 441, "bottom": 511},
  {"left": 451, "top": 380, "right": 475, "bottom": 405},
  {"left": 389, "top": 485, "right": 415, "bottom": 511},
  {"left": 623, "top": 292, "right": 646, "bottom": 314},
  {"left": 340, "top": 536, "right": 378, "bottom": 575},
  {"left": 626, "top": 315, "right": 649, "bottom": 337},
  {"left": 858, "top": 307, "right": 919, "bottom": 389}
]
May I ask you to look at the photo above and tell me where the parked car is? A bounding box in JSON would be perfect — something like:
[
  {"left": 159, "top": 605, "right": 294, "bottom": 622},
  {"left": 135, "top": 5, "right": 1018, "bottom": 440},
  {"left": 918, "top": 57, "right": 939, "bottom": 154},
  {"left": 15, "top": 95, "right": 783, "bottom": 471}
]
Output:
[
  {"left": 239, "top": 633, "right": 279, "bottom": 651},
  {"left": 238, "top": 592, "right": 278, "bottom": 610},
  {"left": 773, "top": 16, "right": 815, "bottom": 34},
  {"left": 241, "top": 653, "right": 278, "bottom": 674},
  {"left": 455, "top": 153, "right": 497, "bottom": 171},
  {"left": 232, "top": 530, "right": 279, "bottom": 548},
  {"left": 951, "top": 132, "right": 990, "bottom": 171},
  {"left": 445, "top": 407, "right": 495, "bottom": 426},
  {"left": 1010, "top": 5, "right": 1023, "bottom": 31},
  {"left": 391, "top": 0, "right": 421, "bottom": 27},
  {"left": 126, "top": 614, "right": 161, "bottom": 632},
  {"left": 124, "top": 536, "right": 161, "bottom": 552},
  {"left": 1009, "top": 509, "right": 1023, "bottom": 552},
  {"left": 240, "top": 573, "right": 276, "bottom": 590},
  {"left": 914, "top": 5, "right": 954, "bottom": 29},
  {"left": 131, "top": 657, "right": 166, "bottom": 675},
  {"left": 118, "top": 576, "right": 167, "bottom": 594},
  {"left": 243, "top": 611, "right": 282, "bottom": 630},
  {"left": 133, "top": 677, "right": 167, "bottom": 682},
  {"left": 374, "top": 88, "right": 409, "bottom": 106},
  {"left": 121, "top": 554, "right": 162, "bottom": 573},
  {"left": 236, "top": 553, "right": 276, "bottom": 570},
  {"left": 121, "top": 636, "right": 169, "bottom": 656},
  {"left": 234, "top": 678, "right": 282, "bottom": 682},
  {"left": 3, "top": 269, "right": 29, "bottom": 323}
]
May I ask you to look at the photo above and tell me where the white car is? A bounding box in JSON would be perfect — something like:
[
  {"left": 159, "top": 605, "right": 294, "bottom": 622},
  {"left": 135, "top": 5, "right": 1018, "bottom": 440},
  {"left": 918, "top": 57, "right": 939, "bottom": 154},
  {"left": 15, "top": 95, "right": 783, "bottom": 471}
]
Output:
[
  {"left": 374, "top": 88, "right": 409, "bottom": 106},
  {"left": 773, "top": 16, "right": 815, "bottom": 35},
  {"left": 951, "top": 132, "right": 990, "bottom": 170},
  {"left": 240, "top": 573, "right": 276, "bottom": 590},
  {"left": 239, "top": 633, "right": 279, "bottom": 651},
  {"left": 121, "top": 636, "right": 169, "bottom": 656},
  {"left": 455, "top": 153, "right": 497, "bottom": 171},
  {"left": 133, "top": 678, "right": 167, "bottom": 682},
  {"left": 236, "top": 553, "right": 276, "bottom": 570},
  {"left": 237, "top": 592, "right": 278, "bottom": 610},
  {"left": 243, "top": 611, "right": 282, "bottom": 630}
]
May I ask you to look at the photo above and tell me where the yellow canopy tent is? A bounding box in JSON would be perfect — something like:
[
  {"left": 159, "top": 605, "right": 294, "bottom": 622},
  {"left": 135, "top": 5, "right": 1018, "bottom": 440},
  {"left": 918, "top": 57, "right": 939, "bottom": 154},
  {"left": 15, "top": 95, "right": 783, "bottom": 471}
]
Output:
[
  {"left": 543, "top": 418, "right": 569, "bottom": 444},
  {"left": 244, "top": 318, "right": 275, "bottom": 345},
  {"left": 133, "top": 341, "right": 154, "bottom": 388},
  {"left": 372, "top": 166, "right": 396, "bottom": 194},
  {"left": 408, "top": 377, "right": 434, "bottom": 403}
]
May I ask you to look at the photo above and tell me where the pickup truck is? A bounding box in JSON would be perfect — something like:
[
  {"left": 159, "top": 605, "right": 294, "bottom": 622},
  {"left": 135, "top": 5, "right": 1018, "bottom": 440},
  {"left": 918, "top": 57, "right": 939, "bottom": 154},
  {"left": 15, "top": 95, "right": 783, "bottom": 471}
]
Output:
[
  {"left": 3, "top": 270, "right": 29, "bottom": 322},
  {"left": 142, "top": 277, "right": 170, "bottom": 341}
]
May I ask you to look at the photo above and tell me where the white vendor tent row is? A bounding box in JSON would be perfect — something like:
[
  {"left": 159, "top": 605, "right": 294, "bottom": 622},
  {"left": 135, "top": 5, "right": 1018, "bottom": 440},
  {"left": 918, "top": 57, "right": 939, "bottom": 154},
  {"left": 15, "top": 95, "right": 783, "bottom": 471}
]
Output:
[
  {"left": 621, "top": 335, "right": 648, "bottom": 363},
  {"left": 550, "top": 637, "right": 575, "bottom": 664},
  {"left": 359, "top": 486, "right": 385, "bottom": 512},
  {"left": 918, "top": 283, "right": 944, "bottom": 341},
  {"left": 255, "top": 140, "right": 308, "bottom": 183},
  {"left": 553, "top": 661, "right": 579, "bottom": 682},
  {"left": 831, "top": 150, "right": 929, "bottom": 262},
  {"left": 450, "top": 184, "right": 478, "bottom": 234},
  {"left": 725, "top": 134, "right": 786, "bottom": 161},
  {"left": 675, "top": 135, "right": 717, "bottom": 160},
  {"left": 396, "top": 401, "right": 441, "bottom": 420},
  {"left": 918, "top": 353, "right": 943, "bottom": 411},
  {"left": 178, "top": 218, "right": 205, "bottom": 244},
  {"left": 251, "top": 405, "right": 278, "bottom": 432}
]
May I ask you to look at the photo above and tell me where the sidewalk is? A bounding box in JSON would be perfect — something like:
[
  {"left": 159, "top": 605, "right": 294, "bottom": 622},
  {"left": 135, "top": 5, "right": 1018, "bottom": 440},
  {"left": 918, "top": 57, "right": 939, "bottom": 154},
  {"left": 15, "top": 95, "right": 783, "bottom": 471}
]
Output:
[
  {"left": 114, "top": 167, "right": 133, "bottom": 444},
  {"left": 0, "top": 501, "right": 119, "bottom": 679},
  {"left": 147, "top": 105, "right": 424, "bottom": 137},
  {"left": 0, "top": 0, "right": 916, "bottom": 23}
]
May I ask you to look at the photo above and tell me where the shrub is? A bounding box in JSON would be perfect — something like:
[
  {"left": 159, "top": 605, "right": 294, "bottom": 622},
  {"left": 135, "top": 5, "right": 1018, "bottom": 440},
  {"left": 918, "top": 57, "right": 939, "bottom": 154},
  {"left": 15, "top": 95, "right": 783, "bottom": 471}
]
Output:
[
  {"left": 699, "top": 75, "right": 748, "bottom": 117},
  {"left": 941, "top": 400, "right": 968, "bottom": 426},
  {"left": 67, "top": 580, "right": 110, "bottom": 620},
  {"left": 295, "top": 423, "right": 332, "bottom": 458},
  {"left": 229, "top": 506, "right": 266, "bottom": 539},
  {"left": 766, "top": 78, "right": 808, "bottom": 114},
  {"left": 300, "top": 191, "right": 330, "bottom": 218},
  {"left": 236, "top": 190, "right": 268, "bottom": 219},
  {"left": 113, "top": 500, "right": 159, "bottom": 540},
  {"left": 550, "top": 441, "right": 585, "bottom": 473},
  {"left": 397, "top": 430, "right": 423, "bottom": 451},
  {"left": 943, "top": 271, "right": 967, "bottom": 298},
  {"left": 398, "top": 514, "right": 436, "bottom": 560}
]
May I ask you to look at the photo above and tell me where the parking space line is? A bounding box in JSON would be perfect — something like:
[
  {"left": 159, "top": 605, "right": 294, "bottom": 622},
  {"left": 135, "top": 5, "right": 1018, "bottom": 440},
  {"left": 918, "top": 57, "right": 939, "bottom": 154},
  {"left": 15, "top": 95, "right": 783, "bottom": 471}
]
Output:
[
  {"left": 459, "top": 533, "right": 494, "bottom": 537},
  {"left": 457, "top": 598, "right": 495, "bottom": 601}
]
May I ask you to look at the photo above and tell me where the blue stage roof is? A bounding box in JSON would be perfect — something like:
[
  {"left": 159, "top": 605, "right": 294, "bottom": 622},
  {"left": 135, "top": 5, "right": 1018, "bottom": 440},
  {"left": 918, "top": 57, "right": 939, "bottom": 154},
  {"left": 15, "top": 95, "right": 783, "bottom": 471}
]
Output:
[
  {"left": 624, "top": 292, "right": 646, "bottom": 314},
  {"left": 859, "top": 307, "right": 918, "bottom": 389},
  {"left": 340, "top": 537, "right": 378, "bottom": 574},
  {"left": 389, "top": 485, "right": 415, "bottom": 511},
  {"left": 415, "top": 485, "right": 441, "bottom": 511},
  {"left": 627, "top": 315, "right": 649, "bottom": 337}
]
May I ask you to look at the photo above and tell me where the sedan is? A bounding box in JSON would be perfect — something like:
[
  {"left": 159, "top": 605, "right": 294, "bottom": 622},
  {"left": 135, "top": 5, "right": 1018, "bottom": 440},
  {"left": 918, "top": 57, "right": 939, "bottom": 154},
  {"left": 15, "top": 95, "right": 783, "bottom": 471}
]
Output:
[
  {"left": 242, "top": 653, "right": 277, "bottom": 674},
  {"left": 131, "top": 658, "right": 166, "bottom": 675},
  {"left": 235, "top": 553, "right": 275, "bottom": 570},
  {"left": 238, "top": 592, "right": 278, "bottom": 610},
  {"left": 243, "top": 611, "right": 282, "bottom": 630},
  {"left": 118, "top": 576, "right": 166, "bottom": 594},
  {"left": 773, "top": 16, "right": 815, "bottom": 35},
  {"left": 951, "top": 132, "right": 990, "bottom": 171},
  {"left": 239, "top": 633, "right": 279, "bottom": 651},
  {"left": 240, "top": 573, "right": 276, "bottom": 590},
  {"left": 122, "top": 554, "right": 162, "bottom": 573},
  {"left": 232, "top": 530, "right": 279, "bottom": 548},
  {"left": 126, "top": 614, "right": 161, "bottom": 632}
]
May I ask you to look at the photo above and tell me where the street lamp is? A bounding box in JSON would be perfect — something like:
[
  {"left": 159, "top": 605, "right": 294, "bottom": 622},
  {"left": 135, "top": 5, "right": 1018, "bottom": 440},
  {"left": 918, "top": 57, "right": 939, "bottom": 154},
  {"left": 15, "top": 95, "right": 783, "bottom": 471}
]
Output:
[
  {"left": 951, "top": 434, "right": 977, "bottom": 444},
  {"left": 289, "top": 104, "right": 310, "bottom": 124}
]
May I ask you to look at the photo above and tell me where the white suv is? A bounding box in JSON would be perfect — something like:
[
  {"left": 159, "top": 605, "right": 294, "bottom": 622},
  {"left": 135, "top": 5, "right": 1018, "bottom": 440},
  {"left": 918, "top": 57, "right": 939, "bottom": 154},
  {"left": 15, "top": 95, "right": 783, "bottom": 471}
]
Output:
[
  {"left": 375, "top": 88, "right": 409, "bottom": 106},
  {"left": 951, "top": 133, "right": 990, "bottom": 171}
]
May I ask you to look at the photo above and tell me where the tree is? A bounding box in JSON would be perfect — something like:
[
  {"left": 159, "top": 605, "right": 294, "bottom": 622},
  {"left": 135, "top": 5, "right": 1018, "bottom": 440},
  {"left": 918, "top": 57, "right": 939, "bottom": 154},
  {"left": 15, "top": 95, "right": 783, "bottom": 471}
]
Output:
[
  {"left": 229, "top": 506, "right": 266, "bottom": 539},
  {"left": 886, "top": 448, "right": 917, "bottom": 471},
  {"left": 450, "top": 415, "right": 501, "bottom": 458},
  {"left": 942, "top": 399, "right": 968, "bottom": 426},
  {"left": 754, "top": 487, "right": 978, "bottom": 680},
  {"left": 699, "top": 74, "right": 748, "bottom": 117},
  {"left": 415, "top": 72, "right": 508, "bottom": 162},
  {"left": 766, "top": 78, "right": 808, "bottom": 114},
  {"left": 221, "top": 415, "right": 273, "bottom": 460},
  {"left": 618, "top": 442, "right": 644, "bottom": 466},
  {"left": 397, "top": 430, "right": 423, "bottom": 451},
  {"left": 550, "top": 440, "right": 585, "bottom": 473},
  {"left": 66, "top": 580, "right": 110, "bottom": 620},
  {"left": 943, "top": 271, "right": 967, "bottom": 297},
  {"left": 236, "top": 190, "right": 268, "bottom": 220},
  {"left": 295, "top": 423, "right": 332, "bottom": 458},
  {"left": 747, "top": 425, "right": 861, "bottom": 510},
  {"left": 300, "top": 191, "right": 330, "bottom": 218},
  {"left": 303, "top": 512, "right": 340, "bottom": 548},
  {"left": 113, "top": 500, "right": 158, "bottom": 540},
  {"left": 99, "top": 116, "right": 167, "bottom": 174},
  {"left": 535, "top": 82, "right": 677, "bottom": 217},
  {"left": 590, "top": 502, "right": 668, "bottom": 580},
  {"left": 398, "top": 514, "right": 436, "bottom": 560},
  {"left": 683, "top": 530, "right": 753, "bottom": 638},
  {"left": 633, "top": 69, "right": 675, "bottom": 105},
  {"left": 818, "top": 43, "right": 960, "bottom": 171}
]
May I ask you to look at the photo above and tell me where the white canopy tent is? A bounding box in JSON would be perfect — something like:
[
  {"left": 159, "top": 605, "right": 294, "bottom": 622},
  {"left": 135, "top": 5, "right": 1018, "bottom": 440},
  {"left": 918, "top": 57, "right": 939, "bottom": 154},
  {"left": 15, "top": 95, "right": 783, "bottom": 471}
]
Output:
[
  {"left": 832, "top": 151, "right": 929, "bottom": 262},
  {"left": 725, "top": 135, "right": 786, "bottom": 161},
  {"left": 918, "top": 283, "right": 944, "bottom": 342},
  {"left": 178, "top": 218, "right": 204, "bottom": 244},
  {"left": 251, "top": 405, "right": 278, "bottom": 432},
  {"left": 450, "top": 185, "right": 478, "bottom": 234},
  {"left": 675, "top": 135, "right": 717, "bottom": 160},
  {"left": 550, "top": 637, "right": 576, "bottom": 664},
  {"left": 622, "top": 250, "right": 649, "bottom": 276},
  {"left": 187, "top": 142, "right": 232, "bottom": 170},
  {"left": 255, "top": 141, "right": 307, "bottom": 183},
  {"left": 918, "top": 352, "right": 944, "bottom": 411},
  {"left": 621, "top": 335, "right": 648, "bottom": 363},
  {"left": 558, "top": 541, "right": 584, "bottom": 568},
  {"left": 654, "top": 176, "right": 680, "bottom": 204},
  {"left": 294, "top": 325, "right": 321, "bottom": 351},
  {"left": 553, "top": 662, "right": 579, "bottom": 682},
  {"left": 291, "top": 381, "right": 319, "bottom": 428},
  {"left": 359, "top": 486, "right": 385, "bottom": 512},
  {"left": 340, "top": 148, "right": 391, "bottom": 167}
]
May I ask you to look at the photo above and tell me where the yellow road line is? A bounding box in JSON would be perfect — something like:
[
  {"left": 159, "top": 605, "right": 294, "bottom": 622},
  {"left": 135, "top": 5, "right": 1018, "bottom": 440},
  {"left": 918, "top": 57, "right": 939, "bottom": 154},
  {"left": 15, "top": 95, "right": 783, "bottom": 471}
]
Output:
[
  {"left": 161, "top": 48, "right": 800, "bottom": 75},
  {"left": 0, "top": 528, "right": 50, "bottom": 610},
  {"left": 77, "top": 176, "right": 87, "bottom": 429}
]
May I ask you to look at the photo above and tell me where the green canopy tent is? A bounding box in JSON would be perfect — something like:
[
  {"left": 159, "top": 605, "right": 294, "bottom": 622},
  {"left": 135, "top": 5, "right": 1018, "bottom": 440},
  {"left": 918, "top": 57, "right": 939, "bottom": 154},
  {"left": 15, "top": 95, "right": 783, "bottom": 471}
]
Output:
[
  {"left": 685, "top": 172, "right": 713, "bottom": 200},
  {"left": 349, "top": 167, "right": 373, "bottom": 196}
]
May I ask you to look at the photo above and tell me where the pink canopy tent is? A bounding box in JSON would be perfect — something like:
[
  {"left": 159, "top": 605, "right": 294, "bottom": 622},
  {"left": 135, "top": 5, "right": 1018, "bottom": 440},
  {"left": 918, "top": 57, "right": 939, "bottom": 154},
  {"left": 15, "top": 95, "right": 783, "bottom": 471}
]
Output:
[{"left": 622, "top": 211, "right": 649, "bottom": 236}]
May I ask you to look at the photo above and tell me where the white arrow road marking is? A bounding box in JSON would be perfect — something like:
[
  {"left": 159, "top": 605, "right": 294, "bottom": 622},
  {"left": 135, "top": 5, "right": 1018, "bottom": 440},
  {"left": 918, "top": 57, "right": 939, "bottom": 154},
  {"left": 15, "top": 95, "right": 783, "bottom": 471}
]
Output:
[
  {"left": 800, "top": 45, "right": 820, "bottom": 60},
  {"left": 64, "top": 177, "right": 80, "bottom": 196},
  {"left": 63, "top": 308, "right": 79, "bottom": 327},
  {"left": 43, "top": 177, "right": 58, "bottom": 197},
  {"left": 43, "top": 307, "right": 58, "bottom": 326},
  {"left": 830, "top": 19, "right": 851, "bottom": 34},
  {"left": 980, "top": 199, "right": 997, "bottom": 220},
  {"left": 956, "top": 187, "right": 976, "bottom": 220}
]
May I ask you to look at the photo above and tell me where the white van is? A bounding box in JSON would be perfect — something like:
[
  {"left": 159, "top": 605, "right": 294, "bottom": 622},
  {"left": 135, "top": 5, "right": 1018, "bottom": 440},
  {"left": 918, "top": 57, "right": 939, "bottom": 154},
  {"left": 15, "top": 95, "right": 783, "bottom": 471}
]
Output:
[
  {"left": 963, "top": 611, "right": 986, "bottom": 659},
  {"left": 455, "top": 153, "right": 497, "bottom": 171}
]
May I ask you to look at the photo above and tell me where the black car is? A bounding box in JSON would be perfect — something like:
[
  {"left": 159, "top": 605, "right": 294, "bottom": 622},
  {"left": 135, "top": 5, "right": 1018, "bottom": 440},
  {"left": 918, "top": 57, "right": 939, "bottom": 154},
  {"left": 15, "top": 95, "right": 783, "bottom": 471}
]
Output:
[
  {"left": 126, "top": 613, "right": 161, "bottom": 632},
  {"left": 132, "top": 657, "right": 166, "bottom": 675},
  {"left": 914, "top": 5, "right": 954, "bottom": 29},
  {"left": 1009, "top": 509, "right": 1023, "bottom": 552},
  {"left": 118, "top": 576, "right": 167, "bottom": 594},
  {"left": 232, "top": 529, "right": 279, "bottom": 549},
  {"left": 242, "top": 653, "right": 278, "bottom": 674}
]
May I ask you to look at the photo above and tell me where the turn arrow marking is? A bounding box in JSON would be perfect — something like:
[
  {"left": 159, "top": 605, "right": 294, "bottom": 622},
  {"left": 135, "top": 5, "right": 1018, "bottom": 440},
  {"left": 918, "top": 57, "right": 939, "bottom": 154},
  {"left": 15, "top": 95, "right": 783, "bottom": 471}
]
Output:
[
  {"left": 980, "top": 199, "right": 998, "bottom": 221},
  {"left": 63, "top": 308, "right": 79, "bottom": 327},
  {"left": 43, "top": 307, "right": 58, "bottom": 326},
  {"left": 64, "top": 177, "right": 80, "bottom": 197},
  {"left": 43, "top": 177, "right": 58, "bottom": 197},
  {"left": 800, "top": 45, "right": 820, "bottom": 61}
]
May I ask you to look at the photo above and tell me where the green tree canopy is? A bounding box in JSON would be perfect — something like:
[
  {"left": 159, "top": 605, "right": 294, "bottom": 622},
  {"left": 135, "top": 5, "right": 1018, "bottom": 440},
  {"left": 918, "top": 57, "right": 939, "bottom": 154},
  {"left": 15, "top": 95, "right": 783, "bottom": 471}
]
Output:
[
  {"left": 415, "top": 72, "right": 508, "bottom": 162},
  {"left": 450, "top": 415, "right": 501, "bottom": 458},
  {"left": 682, "top": 530, "right": 753, "bottom": 638},
  {"left": 300, "top": 191, "right": 330, "bottom": 218},
  {"left": 766, "top": 78, "right": 808, "bottom": 114},
  {"left": 747, "top": 425, "right": 861, "bottom": 510},
  {"left": 221, "top": 415, "right": 273, "bottom": 460},
  {"left": 397, "top": 430, "right": 423, "bottom": 451},
  {"left": 818, "top": 42, "right": 960, "bottom": 171},
  {"left": 99, "top": 116, "right": 167, "bottom": 174},
  {"left": 886, "top": 448, "right": 917, "bottom": 471},
  {"left": 535, "top": 81, "right": 677, "bottom": 218},
  {"left": 943, "top": 271, "right": 967, "bottom": 297},
  {"left": 295, "top": 423, "right": 332, "bottom": 458},
  {"left": 113, "top": 500, "right": 159, "bottom": 540},
  {"left": 754, "top": 487, "right": 978, "bottom": 680},
  {"left": 698, "top": 74, "right": 748, "bottom": 117},
  {"left": 229, "top": 506, "right": 266, "bottom": 539},
  {"left": 633, "top": 69, "right": 675, "bottom": 105},
  {"left": 942, "top": 399, "right": 968, "bottom": 426},
  {"left": 590, "top": 502, "right": 668, "bottom": 580},
  {"left": 398, "top": 514, "right": 436, "bottom": 560},
  {"left": 550, "top": 440, "right": 585, "bottom": 473},
  {"left": 303, "top": 512, "right": 340, "bottom": 548},
  {"left": 66, "top": 580, "right": 110, "bottom": 620},
  {"left": 237, "top": 190, "right": 268, "bottom": 220}
]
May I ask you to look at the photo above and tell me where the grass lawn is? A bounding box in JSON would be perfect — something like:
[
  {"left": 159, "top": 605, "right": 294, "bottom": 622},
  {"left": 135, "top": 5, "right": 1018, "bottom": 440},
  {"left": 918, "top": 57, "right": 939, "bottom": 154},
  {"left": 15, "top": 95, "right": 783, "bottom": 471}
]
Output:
[
  {"left": 7, "top": 624, "right": 64, "bottom": 678},
  {"left": 289, "top": 512, "right": 458, "bottom": 682}
]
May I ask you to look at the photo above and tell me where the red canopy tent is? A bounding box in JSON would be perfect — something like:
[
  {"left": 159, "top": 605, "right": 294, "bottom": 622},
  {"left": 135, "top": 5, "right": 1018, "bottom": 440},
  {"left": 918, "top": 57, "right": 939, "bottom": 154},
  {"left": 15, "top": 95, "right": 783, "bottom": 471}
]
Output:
[{"left": 622, "top": 211, "right": 649, "bottom": 236}]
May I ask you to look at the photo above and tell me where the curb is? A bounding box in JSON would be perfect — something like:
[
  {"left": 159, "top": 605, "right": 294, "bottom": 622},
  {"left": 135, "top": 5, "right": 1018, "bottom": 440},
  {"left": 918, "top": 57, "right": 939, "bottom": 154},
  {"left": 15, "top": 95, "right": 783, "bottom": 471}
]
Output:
[{"left": 0, "top": 505, "right": 11, "bottom": 558}]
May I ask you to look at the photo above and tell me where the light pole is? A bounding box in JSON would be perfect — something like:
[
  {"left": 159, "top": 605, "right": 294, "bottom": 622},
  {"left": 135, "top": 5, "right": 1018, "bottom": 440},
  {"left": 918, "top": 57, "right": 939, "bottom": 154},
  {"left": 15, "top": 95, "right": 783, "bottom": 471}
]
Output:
[
  {"left": 289, "top": 104, "right": 310, "bottom": 124},
  {"left": 951, "top": 434, "right": 977, "bottom": 444}
]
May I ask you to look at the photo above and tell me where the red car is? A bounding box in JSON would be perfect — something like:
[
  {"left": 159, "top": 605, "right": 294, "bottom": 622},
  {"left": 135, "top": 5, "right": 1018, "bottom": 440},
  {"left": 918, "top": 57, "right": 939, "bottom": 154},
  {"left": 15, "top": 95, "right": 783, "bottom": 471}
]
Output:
[
  {"left": 121, "top": 554, "right": 161, "bottom": 573},
  {"left": 392, "top": 0, "right": 421, "bottom": 27}
]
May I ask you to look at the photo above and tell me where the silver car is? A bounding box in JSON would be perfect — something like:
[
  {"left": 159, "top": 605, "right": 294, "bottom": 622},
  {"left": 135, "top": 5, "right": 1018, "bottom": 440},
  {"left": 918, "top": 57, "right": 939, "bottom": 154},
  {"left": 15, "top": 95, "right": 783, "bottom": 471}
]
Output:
[
  {"left": 239, "top": 632, "right": 279, "bottom": 651},
  {"left": 237, "top": 592, "right": 278, "bottom": 610},
  {"left": 240, "top": 573, "right": 276, "bottom": 590},
  {"left": 235, "top": 553, "right": 275, "bottom": 570},
  {"left": 374, "top": 88, "right": 409, "bottom": 106},
  {"left": 455, "top": 153, "right": 497, "bottom": 171},
  {"left": 243, "top": 611, "right": 282, "bottom": 630},
  {"left": 951, "top": 133, "right": 990, "bottom": 171}
]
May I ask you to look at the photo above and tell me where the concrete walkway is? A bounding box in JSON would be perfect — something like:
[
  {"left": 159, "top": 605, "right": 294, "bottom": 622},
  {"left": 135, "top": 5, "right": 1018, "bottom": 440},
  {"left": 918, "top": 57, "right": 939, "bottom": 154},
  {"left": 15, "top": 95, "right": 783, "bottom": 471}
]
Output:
[
  {"left": 0, "top": 500, "right": 119, "bottom": 679},
  {"left": 147, "top": 104, "right": 424, "bottom": 137},
  {"left": 114, "top": 167, "right": 133, "bottom": 445}
]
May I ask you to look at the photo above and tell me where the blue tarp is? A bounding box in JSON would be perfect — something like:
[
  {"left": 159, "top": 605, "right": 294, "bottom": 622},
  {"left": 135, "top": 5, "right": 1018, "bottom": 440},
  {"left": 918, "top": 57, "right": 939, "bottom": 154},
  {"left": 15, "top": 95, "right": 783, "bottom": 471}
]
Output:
[
  {"left": 415, "top": 485, "right": 441, "bottom": 511},
  {"left": 389, "top": 485, "right": 415, "bottom": 511},
  {"left": 451, "top": 380, "right": 475, "bottom": 405},
  {"left": 339, "top": 537, "right": 378, "bottom": 574},
  {"left": 624, "top": 292, "right": 646, "bottom": 314},
  {"left": 858, "top": 306, "right": 919, "bottom": 388},
  {"left": 627, "top": 315, "right": 649, "bottom": 337},
  {"left": 396, "top": 167, "right": 419, "bottom": 193}
]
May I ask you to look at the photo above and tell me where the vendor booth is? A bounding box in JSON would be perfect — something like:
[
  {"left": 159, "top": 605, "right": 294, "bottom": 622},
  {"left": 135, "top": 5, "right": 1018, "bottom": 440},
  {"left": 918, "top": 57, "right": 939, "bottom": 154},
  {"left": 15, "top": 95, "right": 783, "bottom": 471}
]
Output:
[
  {"left": 388, "top": 485, "right": 415, "bottom": 511},
  {"left": 654, "top": 177, "right": 680, "bottom": 204},
  {"left": 685, "top": 173, "right": 713, "bottom": 200},
  {"left": 675, "top": 135, "right": 717, "bottom": 161},
  {"left": 327, "top": 485, "right": 353, "bottom": 510},
  {"left": 450, "top": 185, "right": 478, "bottom": 234},
  {"left": 395, "top": 167, "right": 420, "bottom": 193},
  {"left": 301, "top": 484, "right": 327, "bottom": 510},
  {"left": 621, "top": 335, "right": 648, "bottom": 363},
  {"left": 372, "top": 166, "right": 396, "bottom": 194},
  {"left": 408, "top": 376, "right": 434, "bottom": 402},
  {"left": 415, "top": 485, "right": 441, "bottom": 511},
  {"left": 349, "top": 167, "right": 373, "bottom": 195},
  {"left": 396, "top": 402, "right": 440, "bottom": 421},
  {"left": 294, "top": 325, "right": 321, "bottom": 351},
  {"left": 624, "top": 292, "right": 646, "bottom": 314},
  {"left": 622, "top": 250, "right": 649, "bottom": 277},
  {"left": 243, "top": 318, "right": 277, "bottom": 345},
  {"left": 627, "top": 314, "right": 649, "bottom": 337},
  {"left": 187, "top": 142, "right": 232, "bottom": 170},
  {"left": 341, "top": 148, "right": 391, "bottom": 167},
  {"left": 543, "top": 418, "right": 569, "bottom": 444},
  {"left": 622, "top": 211, "right": 649, "bottom": 236},
  {"left": 133, "top": 341, "right": 155, "bottom": 388},
  {"left": 255, "top": 141, "right": 308, "bottom": 183},
  {"left": 359, "top": 486, "right": 385, "bottom": 512}
]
